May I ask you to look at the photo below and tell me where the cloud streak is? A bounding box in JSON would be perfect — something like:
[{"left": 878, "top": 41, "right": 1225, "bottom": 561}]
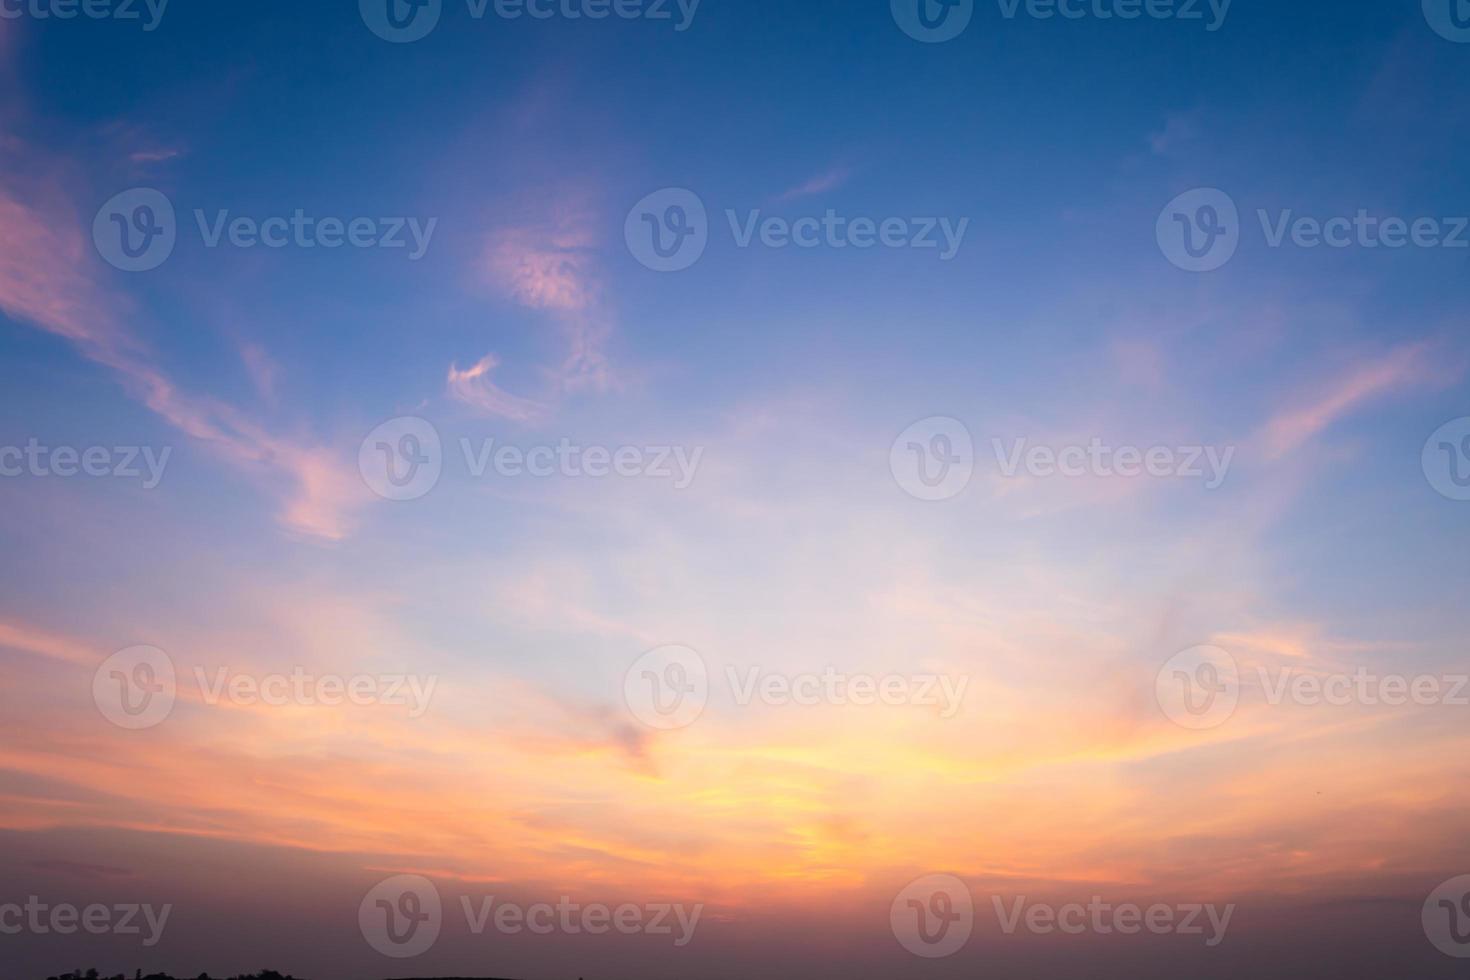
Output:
[
  {"left": 0, "top": 157, "right": 362, "bottom": 539},
  {"left": 1260, "top": 342, "right": 1435, "bottom": 459},
  {"left": 447, "top": 353, "right": 547, "bottom": 423},
  {"left": 776, "top": 166, "right": 852, "bottom": 202}
]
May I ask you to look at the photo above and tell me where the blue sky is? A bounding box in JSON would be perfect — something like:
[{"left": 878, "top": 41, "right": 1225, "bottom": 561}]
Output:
[{"left": 2, "top": 1, "right": 1470, "bottom": 977}]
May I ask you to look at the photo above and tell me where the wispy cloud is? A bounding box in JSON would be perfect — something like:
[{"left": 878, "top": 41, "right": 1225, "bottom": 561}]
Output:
[
  {"left": 0, "top": 620, "right": 97, "bottom": 666},
  {"left": 239, "top": 340, "right": 279, "bottom": 403},
  {"left": 1260, "top": 342, "right": 1437, "bottom": 459},
  {"left": 775, "top": 166, "right": 851, "bottom": 203},
  {"left": 446, "top": 353, "right": 547, "bottom": 423},
  {"left": 128, "top": 147, "right": 182, "bottom": 164},
  {"left": 484, "top": 220, "right": 598, "bottom": 313},
  {"left": 1148, "top": 112, "right": 1200, "bottom": 156},
  {"left": 0, "top": 153, "right": 362, "bottom": 540},
  {"left": 458, "top": 198, "right": 620, "bottom": 419}
]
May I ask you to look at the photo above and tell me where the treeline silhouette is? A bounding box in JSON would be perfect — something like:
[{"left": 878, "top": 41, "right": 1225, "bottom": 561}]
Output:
[
  {"left": 46, "top": 972, "right": 300, "bottom": 980},
  {"left": 45, "top": 973, "right": 521, "bottom": 980},
  {"left": 46, "top": 972, "right": 520, "bottom": 980}
]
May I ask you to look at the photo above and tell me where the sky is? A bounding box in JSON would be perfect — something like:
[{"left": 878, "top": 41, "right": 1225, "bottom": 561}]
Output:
[{"left": 2, "top": 0, "right": 1470, "bottom": 977}]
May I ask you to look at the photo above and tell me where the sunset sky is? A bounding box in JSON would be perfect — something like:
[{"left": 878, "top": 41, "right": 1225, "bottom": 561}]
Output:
[{"left": 2, "top": 1, "right": 1470, "bottom": 977}]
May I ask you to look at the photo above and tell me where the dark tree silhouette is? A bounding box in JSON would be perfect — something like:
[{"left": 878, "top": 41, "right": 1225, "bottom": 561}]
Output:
[{"left": 46, "top": 971, "right": 301, "bottom": 980}]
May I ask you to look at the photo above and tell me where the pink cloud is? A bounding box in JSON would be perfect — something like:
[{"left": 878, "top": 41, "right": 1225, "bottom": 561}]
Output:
[
  {"left": 446, "top": 353, "right": 547, "bottom": 423},
  {"left": 0, "top": 620, "right": 96, "bottom": 666},
  {"left": 776, "top": 166, "right": 851, "bottom": 203},
  {"left": 484, "top": 222, "right": 597, "bottom": 313},
  {"left": 460, "top": 203, "right": 619, "bottom": 416},
  {"left": 0, "top": 173, "right": 362, "bottom": 540},
  {"left": 239, "top": 341, "right": 279, "bottom": 402},
  {"left": 1260, "top": 343, "right": 1436, "bottom": 459}
]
